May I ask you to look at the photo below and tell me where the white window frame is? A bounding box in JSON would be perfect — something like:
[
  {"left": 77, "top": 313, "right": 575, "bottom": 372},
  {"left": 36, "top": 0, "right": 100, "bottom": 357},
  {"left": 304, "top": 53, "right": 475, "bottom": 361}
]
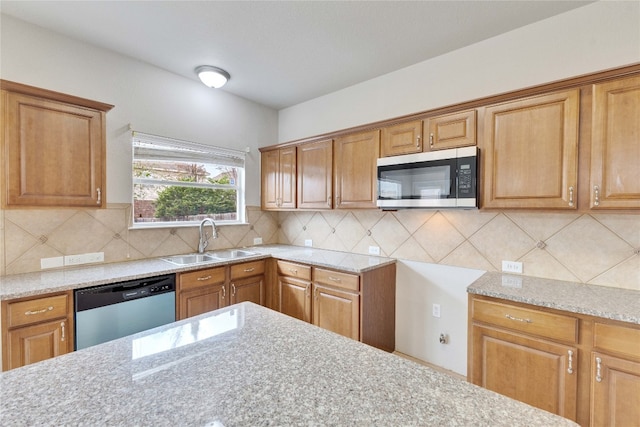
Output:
[{"left": 131, "top": 131, "right": 246, "bottom": 229}]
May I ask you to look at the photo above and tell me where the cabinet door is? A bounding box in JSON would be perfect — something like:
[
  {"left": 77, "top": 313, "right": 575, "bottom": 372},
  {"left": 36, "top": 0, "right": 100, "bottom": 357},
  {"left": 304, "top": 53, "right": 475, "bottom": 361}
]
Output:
[
  {"left": 4, "top": 92, "right": 105, "bottom": 207},
  {"left": 6, "top": 319, "right": 71, "bottom": 370},
  {"left": 470, "top": 324, "right": 577, "bottom": 421},
  {"left": 481, "top": 90, "right": 579, "bottom": 209},
  {"left": 297, "top": 139, "right": 333, "bottom": 209},
  {"left": 261, "top": 149, "right": 280, "bottom": 209},
  {"left": 380, "top": 120, "right": 422, "bottom": 157},
  {"left": 178, "top": 283, "right": 227, "bottom": 320},
  {"left": 278, "top": 147, "right": 297, "bottom": 209},
  {"left": 334, "top": 130, "right": 380, "bottom": 209},
  {"left": 279, "top": 276, "right": 311, "bottom": 323},
  {"left": 424, "top": 109, "right": 476, "bottom": 151},
  {"left": 590, "top": 352, "right": 640, "bottom": 427},
  {"left": 590, "top": 75, "right": 640, "bottom": 209},
  {"left": 312, "top": 284, "right": 360, "bottom": 341},
  {"left": 230, "top": 275, "right": 265, "bottom": 306}
]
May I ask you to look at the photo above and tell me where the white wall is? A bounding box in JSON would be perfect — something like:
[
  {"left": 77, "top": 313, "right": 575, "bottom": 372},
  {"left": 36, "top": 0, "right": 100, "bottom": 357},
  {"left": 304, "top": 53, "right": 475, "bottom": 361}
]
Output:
[
  {"left": 0, "top": 14, "right": 278, "bottom": 206},
  {"left": 278, "top": 1, "right": 640, "bottom": 142},
  {"left": 396, "top": 261, "right": 484, "bottom": 376}
]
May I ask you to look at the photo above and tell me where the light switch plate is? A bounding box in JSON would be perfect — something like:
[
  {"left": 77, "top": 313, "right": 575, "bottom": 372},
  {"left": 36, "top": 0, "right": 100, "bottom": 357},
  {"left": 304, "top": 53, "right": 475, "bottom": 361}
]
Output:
[
  {"left": 368, "top": 246, "right": 380, "bottom": 255},
  {"left": 502, "top": 260, "right": 523, "bottom": 274},
  {"left": 304, "top": 239, "right": 313, "bottom": 247},
  {"left": 253, "top": 237, "right": 263, "bottom": 245}
]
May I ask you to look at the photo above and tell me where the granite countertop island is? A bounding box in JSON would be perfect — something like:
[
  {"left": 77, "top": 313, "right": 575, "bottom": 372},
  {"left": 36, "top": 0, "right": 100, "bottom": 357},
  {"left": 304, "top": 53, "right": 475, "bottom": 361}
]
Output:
[
  {"left": 0, "top": 302, "right": 576, "bottom": 426},
  {"left": 0, "top": 245, "right": 396, "bottom": 300}
]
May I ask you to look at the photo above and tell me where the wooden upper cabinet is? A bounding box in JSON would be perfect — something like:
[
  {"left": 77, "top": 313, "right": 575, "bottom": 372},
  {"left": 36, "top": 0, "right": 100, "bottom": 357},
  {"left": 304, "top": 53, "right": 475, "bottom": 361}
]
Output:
[
  {"left": 334, "top": 130, "right": 380, "bottom": 209},
  {"left": 297, "top": 139, "right": 333, "bottom": 209},
  {"left": 1, "top": 80, "right": 113, "bottom": 208},
  {"left": 261, "top": 147, "right": 296, "bottom": 210},
  {"left": 424, "top": 109, "right": 476, "bottom": 151},
  {"left": 589, "top": 75, "right": 640, "bottom": 209},
  {"left": 380, "top": 120, "right": 422, "bottom": 157},
  {"left": 481, "top": 89, "right": 580, "bottom": 209}
]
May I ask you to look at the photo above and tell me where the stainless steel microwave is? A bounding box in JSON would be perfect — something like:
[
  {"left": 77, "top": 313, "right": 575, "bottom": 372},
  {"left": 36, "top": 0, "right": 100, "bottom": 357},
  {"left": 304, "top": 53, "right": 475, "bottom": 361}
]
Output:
[{"left": 376, "top": 146, "right": 478, "bottom": 209}]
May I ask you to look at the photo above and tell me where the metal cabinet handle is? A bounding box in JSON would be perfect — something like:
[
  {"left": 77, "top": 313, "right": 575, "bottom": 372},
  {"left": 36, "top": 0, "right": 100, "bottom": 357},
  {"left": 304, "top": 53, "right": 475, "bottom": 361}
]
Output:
[
  {"left": 231, "top": 283, "right": 236, "bottom": 296},
  {"left": 569, "top": 186, "right": 574, "bottom": 207},
  {"left": 567, "top": 350, "right": 574, "bottom": 374},
  {"left": 595, "top": 357, "right": 603, "bottom": 382},
  {"left": 61, "top": 321, "right": 66, "bottom": 342},
  {"left": 222, "top": 285, "right": 226, "bottom": 299},
  {"left": 327, "top": 196, "right": 331, "bottom": 207},
  {"left": 336, "top": 195, "right": 341, "bottom": 205},
  {"left": 328, "top": 276, "right": 341, "bottom": 282},
  {"left": 96, "top": 188, "right": 102, "bottom": 205},
  {"left": 243, "top": 267, "right": 255, "bottom": 272},
  {"left": 429, "top": 133, "right": 434, "bottom": 147},
  {"left": 197, "top": 275, "right": 212, "bottom": 281},
  {"left": 314, "top": 287, "right": 319, "bottom": 300},
  {"left": 25, "top": 306, "right": 54, "bottom": 316},
  {"left": 505, "top": 314, "right": 533, "bottom": 323},
  {"left": 416, "top": 135, "right": 421, "bottom": 148},
  {"left": 593, "top": 186, "right": 600, "bottom": 207},
  {"left": 288, "top": 268, "right": 298, "bottom": 275},
  {"left": 305, "top": 284, "right": 310, "bottom": 298}
]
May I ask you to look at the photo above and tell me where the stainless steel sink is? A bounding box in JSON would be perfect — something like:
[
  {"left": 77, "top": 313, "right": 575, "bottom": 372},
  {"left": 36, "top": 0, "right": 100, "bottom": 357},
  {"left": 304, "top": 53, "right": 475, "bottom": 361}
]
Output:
[
  {"left": 163, "top": 254, "right": 218, "bottom": 265},
  {"left": 207, "top": 249, "right": 256, "bottom": 259}
]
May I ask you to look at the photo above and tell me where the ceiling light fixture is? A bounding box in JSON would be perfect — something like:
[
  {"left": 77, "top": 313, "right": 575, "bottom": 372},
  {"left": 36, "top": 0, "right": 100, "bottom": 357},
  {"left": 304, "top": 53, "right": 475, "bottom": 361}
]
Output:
[{"left": 195, "top": 65, "right": 230, "bottom": 89}]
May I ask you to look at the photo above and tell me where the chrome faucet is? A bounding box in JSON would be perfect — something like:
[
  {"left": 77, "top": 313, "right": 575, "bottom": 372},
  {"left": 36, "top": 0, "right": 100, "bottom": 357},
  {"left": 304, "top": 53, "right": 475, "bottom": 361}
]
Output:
[{"left": 198, "top": 218, "right": 218, "bottom": 253}]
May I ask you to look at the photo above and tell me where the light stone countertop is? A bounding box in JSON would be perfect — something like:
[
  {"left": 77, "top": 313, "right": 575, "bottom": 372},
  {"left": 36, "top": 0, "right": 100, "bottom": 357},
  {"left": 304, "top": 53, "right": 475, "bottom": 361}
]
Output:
[
  {"left": 468, "top": 272, "right": 640, "bottom": 325},
  {"left": 0, "top": 302, "right": 577, "bottom": 427},
  {"left": 0, "top": 245, "right": 396, "bottom": 300}
]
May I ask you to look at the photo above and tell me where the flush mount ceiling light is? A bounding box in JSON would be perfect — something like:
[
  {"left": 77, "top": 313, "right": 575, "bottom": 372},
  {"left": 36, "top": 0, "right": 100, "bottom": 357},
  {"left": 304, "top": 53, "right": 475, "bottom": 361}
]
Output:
[{"left": 195, "top": 65, "right": 230, "bottom": 88}]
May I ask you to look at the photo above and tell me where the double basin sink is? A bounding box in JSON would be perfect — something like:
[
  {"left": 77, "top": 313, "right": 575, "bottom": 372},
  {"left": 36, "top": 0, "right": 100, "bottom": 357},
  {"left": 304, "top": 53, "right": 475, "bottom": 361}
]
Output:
[{"left": 163, "top": 249, "right": 258, "bottom": 266}]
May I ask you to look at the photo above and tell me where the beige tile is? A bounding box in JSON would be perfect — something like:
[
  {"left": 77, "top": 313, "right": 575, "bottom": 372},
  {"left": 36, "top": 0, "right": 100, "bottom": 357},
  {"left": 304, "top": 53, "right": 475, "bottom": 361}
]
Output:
[
  {"left": 206, "top": 234, "right": 235, "bottom": 251},
  {"left": 320, "top": 210, "right": 348, "bottom": 228},
  {"left": 371, "top": 214, "right": 410, "bottom": 255},
  {"left": 592, "top": 213, "right": 640, "bottom": 247},
  {"left": 318, "top": 233, "right": 348, "bottom": 253},
  {"left": 87, "top": 206, "right": 129, "bottom": 233},
  {"left": 469, "top": 214, "right": 535, "bottom": 270},
  {"left": 101, "top": 236, "right": 134, "bottom": 264},
  {"left": 506, "top": 212, "right": 580, "bottom": 241},
  {"left": 441, "top": 210, "right": 498, "bottom": 238},
  {"left": 441, "top": 241, "right": 495, "bottom": 271},
  {"left": 307, "top": 213, "right": 332, "bottom": 245},
  {"left": 252, "top": 212, "right": 279, "bottom": 242},
  {"left": 280, "top": 213, "right": 304, "bottom": 243},
  {"left": 391, "top": 210, "right": 434, "bottom": 234},
  {"left": 4, "top": 220, "right": 40, "bottom": 264},
  {"left": 292, "top": 211, "right": 316, "bottom": 227},
  {"left": 128, "top": 228, "right": 171, "bottom": 257},
  {"left": 590, "top": 255, "right": 640, "bottom": 290},
  {"left": 352, "top": 209, "right": 385, "bottom": 230},
  {"left": 546, "top": 215, "right": 632, "bottom": 283},
  {"left": 48, "top": 211, "right": 115, "bottom": 254},
  {"left": 6, "top": 244, "right": 64, "bottom": 275},
  {"left": 4, "top": 209, "right": 76, "bottom": 237},
  {"left": 520, "top": 248, "right": 581, "bottom": 283},
  {"left": 351, "top": 235, "right": 380, "bottom": 256},
  {"left": 176, "top": 227, "right": 200, "bottom": 252},
  {"left": 150, "top": 233, "right": 195, "bottom": 257},
  {"left": 220, "top": 224, "right": 251, "bottom": 247},
  {"left": 391, "top": 237, "right": 434, "bottom": 263},
  {"left": 335, "top": 213, "right": 366, "bottom": 251},
  {"left": 414, "top": 212, "right": 465, "bottom": 262}
]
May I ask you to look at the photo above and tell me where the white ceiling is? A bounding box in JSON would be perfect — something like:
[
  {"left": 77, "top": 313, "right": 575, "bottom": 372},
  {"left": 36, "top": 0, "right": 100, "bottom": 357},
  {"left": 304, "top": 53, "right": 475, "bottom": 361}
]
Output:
[{"left": 0, "top": 1, "right": 593, "bottom": 109}]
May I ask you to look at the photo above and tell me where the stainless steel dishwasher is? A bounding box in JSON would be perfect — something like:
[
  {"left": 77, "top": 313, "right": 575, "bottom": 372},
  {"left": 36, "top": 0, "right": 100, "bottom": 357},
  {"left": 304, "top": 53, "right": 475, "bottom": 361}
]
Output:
[{"left": 74, "top": 274, "right": 176, "bottom": 350}]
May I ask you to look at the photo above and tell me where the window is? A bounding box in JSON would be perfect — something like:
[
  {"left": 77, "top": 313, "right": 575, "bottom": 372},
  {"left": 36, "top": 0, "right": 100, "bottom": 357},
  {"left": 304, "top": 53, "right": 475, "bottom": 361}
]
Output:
[{"left": 132, "top": 131, "right": 245, "bottom": 228}]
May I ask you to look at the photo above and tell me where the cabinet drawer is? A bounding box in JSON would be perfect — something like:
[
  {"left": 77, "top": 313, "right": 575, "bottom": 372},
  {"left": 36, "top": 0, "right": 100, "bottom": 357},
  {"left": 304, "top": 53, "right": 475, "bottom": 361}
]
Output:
[
  {"left": 230, "top": 260, "right": 265, "bottom": 280},
  {"left": 313, "top": 268, "right": 359, "bottom": 292},
  {"left": 277, "top": 261, "right": 311, "bottom": 281},
  {"left": 179, "top": 266, "right": 226, "bottom": 291},
  {"left": 593, "top": 322, "right": 640, "bottom": 361},
  {"left": 472, "top": 299, "right": 578, "bottom": 343},
  {"left": 7, "top": 293, "right": 69, "bottom": 328}
]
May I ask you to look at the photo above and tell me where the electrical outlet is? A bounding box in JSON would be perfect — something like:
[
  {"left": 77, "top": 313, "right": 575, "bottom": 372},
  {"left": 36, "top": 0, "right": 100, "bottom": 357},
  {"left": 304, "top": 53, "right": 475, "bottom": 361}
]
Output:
[
  {"left": 432, "top": 303, "right": 441, "bottom": 318},
  {"left": 41, "top": 256, "right": 64, "bottom": 269},
  {"left": 502, "top": 260, "right": 523, "bottom": 274},
  {"left": 253, "top": 237, "right": 263, "bottom": 245},
  {"left": 304, "top": 239, "right": 313, "bottom": 247},
  {"left": 368, "top": 246, "right": 380, "bottom": 255},
  {"left": 64, "top": 252, "right": 104, "bottom": 266}
]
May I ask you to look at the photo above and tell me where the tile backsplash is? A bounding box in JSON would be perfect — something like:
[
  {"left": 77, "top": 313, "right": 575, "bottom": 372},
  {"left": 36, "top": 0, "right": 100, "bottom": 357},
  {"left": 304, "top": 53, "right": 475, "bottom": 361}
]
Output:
[{"left": 1, "top": 205, "right": 638, "bottom": 291}]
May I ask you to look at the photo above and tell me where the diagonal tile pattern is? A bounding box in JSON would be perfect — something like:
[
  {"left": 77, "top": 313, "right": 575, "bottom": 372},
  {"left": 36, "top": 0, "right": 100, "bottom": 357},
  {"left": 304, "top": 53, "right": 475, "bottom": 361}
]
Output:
[{"left": 0, "top": 203, "right": 638, "bottom": 291}]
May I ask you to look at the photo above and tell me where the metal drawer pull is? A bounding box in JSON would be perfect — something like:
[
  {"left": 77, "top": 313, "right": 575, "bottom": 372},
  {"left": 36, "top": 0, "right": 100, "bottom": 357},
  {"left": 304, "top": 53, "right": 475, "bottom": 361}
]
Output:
[
  {"left": 505, "top": 314, "right": 532, "bottom": 323},
  {"left": 222, "top": 286, "right": 226, "bottom": 299},
  {"left": 595, "top": 357, "right": 603, "bottom": 382},
  {"left": 567, "top": 350, "right": 574, "bottom": 374},
  {"left": 594, "top": 185, "right": 600, "bottom": 206},
  {"left": 231, "top": 284, "right": 236, "bottom": 296},
  {"left": 25, "top": 306, "right": 54, "bottom": 316},
  {"left": 61, "top": 321, "right": 66, "bottom": 342},
  {"left": 197, "top": 275, "right": 212, "bottom": 281},
  {"left": 96, "top": 187, "right": 102, "bottom": 205},
  {"left": 328, "top": 276, "right": 342, "bottom": 282},
  {"left": 305, "top": 284, "right": 310, "bottom": 297},
  {"left": 288, "top": 268, "right": 298, "bottom": 274},
  {"left": 416, "top": 135, "right": 421, "bottom": 148},
  {"left": 243, "top": 267, "right": 255, "bottom": 272},
  {"left": 429, "top": 133, "right": 434, "bottom": 147}
]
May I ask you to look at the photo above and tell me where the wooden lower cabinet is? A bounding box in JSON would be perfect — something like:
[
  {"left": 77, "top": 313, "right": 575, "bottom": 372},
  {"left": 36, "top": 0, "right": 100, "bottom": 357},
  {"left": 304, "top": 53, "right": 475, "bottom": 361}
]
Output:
[
  {"left": 469, "top": 294, "right": 640, "bottom": 426},
  {"left": 276, "top": 259, "right": 395, "bottom": 352},
  {"left": 2, "top": 291, "right": 73, "bottom": 371},
  {"left": 177, "top": 260, "right": 266, "bottom": 320},
  {"left": 470, "top": 324, "right": 577, "bottom": 419}
]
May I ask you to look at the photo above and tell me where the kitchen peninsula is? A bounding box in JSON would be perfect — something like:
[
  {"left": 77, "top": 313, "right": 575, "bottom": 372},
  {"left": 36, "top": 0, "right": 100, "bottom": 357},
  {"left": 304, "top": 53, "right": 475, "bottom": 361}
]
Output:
[{"left": 0, "top": 302, "right": 577, "bottom": 426}]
